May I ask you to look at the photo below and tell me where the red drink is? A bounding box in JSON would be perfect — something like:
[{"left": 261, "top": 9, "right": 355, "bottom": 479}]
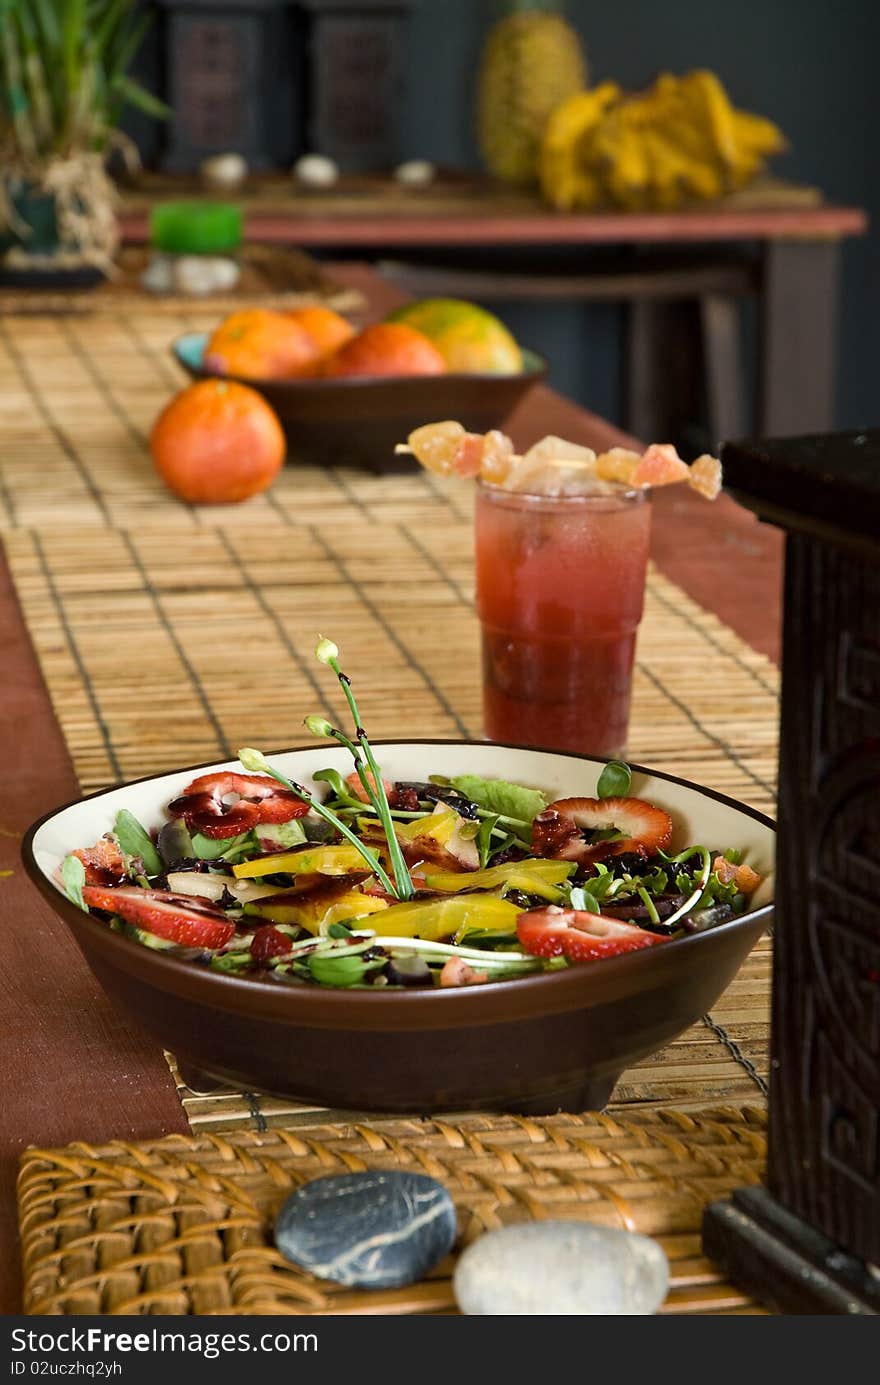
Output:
[{"left": 475, "top": 481, "right": 651, "bottom": 757}]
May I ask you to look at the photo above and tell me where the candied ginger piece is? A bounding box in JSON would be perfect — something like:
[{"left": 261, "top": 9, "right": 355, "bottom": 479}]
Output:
[
  {"left": 477, "top": 429, "right": 516, "bottom": 483},
  {"left": 406, "top": 420, "right": 465, "bottom": 475},
  {"left": 502, "top": 437, "right": 597, "bottom": 495},
  {"left": 632, "top": 443, "right": 690, "bottom": 488},
  {"left": 688, "top": 453, "right": 723, "bottom": 500},
  {"left": 503, "top": 461, "right": 618, "bottom": 497},
  {"left": 522, "top": 435, "right": 597, "bottom": 468},
  {"left": 452, "top": 432, "right": 488, "bottom": 477},
  {"left": 595, "top": 447, "right": 641, "bottom": 484}
]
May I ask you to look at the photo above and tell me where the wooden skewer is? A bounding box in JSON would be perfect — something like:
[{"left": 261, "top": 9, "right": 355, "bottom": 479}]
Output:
[{"left": 393, "top": 443, "right": 599, "bottom": 469}]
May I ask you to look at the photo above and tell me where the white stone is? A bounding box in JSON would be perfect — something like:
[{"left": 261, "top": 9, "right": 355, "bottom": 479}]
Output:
[
  {"left": 140, "top": 252, "right": 174, "bottom": 295},
  {"left": 394, "top": 160, "right": 436, "bottom": 187},
  {"left": 453, "top": 1221, "right": 669, "bottom": 1316},
  {"left": 200, "top": 153, "right": 248, "bottom": 192},
  {"left": 171, "top": 256, "right": 241, "bottom": 296},
  {"left": 294, "top": 154, "right": 340, "bottom": 188}
]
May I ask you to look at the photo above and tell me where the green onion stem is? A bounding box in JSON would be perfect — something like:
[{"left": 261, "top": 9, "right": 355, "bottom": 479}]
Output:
[
  {"left": 327, "top": 654, "right": 414, "bottom": 901},
  {"left": 250, "top": 762, "right": 399, "bottom": 898}
]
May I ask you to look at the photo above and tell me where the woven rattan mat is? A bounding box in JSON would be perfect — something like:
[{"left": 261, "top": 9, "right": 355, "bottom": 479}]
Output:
[
  {"left": 18, "top": 1106, "right": 769, "bottom": 1315},
  {"left": 0, "top": 246, "right": 364, "bottom": 317}
]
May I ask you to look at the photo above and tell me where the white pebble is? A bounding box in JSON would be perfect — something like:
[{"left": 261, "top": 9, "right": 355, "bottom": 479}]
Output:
[
  {"left": 200, "top": 153, "right": 248, "bottom": 192},
  {"left": 294, "top": 154, "right": 340, "bottom": 188},
  {"left": 172, "top": 256, "right": 241, "bottom": 297},
  {"left": 140, "top": 252, "right": 174, "bottom": 295},
  {"left": 394, "top": 160, "right": 436, "bottom": 187},
  {"left": 453, "top": 1221, "right": 669, "bottom": 1315}
]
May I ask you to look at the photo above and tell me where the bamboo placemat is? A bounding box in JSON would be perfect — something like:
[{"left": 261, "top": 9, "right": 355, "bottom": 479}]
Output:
[
  {"left": 2, "top": 301, "right": 779, "bottom": 1314},
  {"left": 0, "top": 245, "right": 364, "bottom": 317},
  {"left": 3, "top": 519, "right": 776, "bottom": 1117},
  {"left": 18, "top": 1105, "right": 769, "bottom": 1315}
]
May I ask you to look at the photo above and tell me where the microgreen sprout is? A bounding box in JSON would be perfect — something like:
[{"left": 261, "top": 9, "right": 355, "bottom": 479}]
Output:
[
  {"left": 306, "top": 637, "right": 415, "bottom": 901},
  {"left": 570, "top": 885, "right": 601, "bottom": 914},
  {"left": 656, "top": 845, "right": 713, "bottom": 928},
  {"left": 636, "top": 886, "right": 661, "bottom": 925},
  {"left": 237, "top": 745, "right": 399, "bottom": 898}
]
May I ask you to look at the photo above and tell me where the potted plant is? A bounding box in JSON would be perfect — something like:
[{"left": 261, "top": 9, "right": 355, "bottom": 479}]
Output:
[{"left": 0, "top": 0, "right": 167, "bottom": 284}]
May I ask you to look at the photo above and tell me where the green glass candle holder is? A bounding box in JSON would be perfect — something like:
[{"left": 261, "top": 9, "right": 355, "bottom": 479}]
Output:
[{"left": 149, "top": 202, "right": 243, "bottom": 256}]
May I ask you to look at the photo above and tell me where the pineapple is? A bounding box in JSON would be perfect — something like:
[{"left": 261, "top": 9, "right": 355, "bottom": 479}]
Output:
[{"left": 477, "top": 1, "right": 587, "bottom": 185}]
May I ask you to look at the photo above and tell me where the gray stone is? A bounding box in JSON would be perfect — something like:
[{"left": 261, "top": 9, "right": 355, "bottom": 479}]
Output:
[
  {"left": 275, "top": 1171, "right": 457, "bottom": 1289},
  {"left": 453, "top": 1221, "right": 669, "bottom": 1315}
]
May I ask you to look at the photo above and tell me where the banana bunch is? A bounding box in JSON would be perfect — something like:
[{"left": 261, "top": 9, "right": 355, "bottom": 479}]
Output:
[{"left": 540, "top": 70, "right": 785, "bottom": 211}]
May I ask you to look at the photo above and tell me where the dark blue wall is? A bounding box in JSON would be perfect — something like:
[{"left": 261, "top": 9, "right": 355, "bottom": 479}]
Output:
[{"left": 397, "top": 0, "right": 879, "bottom": 432}]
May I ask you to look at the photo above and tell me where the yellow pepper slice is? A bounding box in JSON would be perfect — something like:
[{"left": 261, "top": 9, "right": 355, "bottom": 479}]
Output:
[
  {"left": 245, "top": 888, "right": 388, "bottom": 934},
  {"left": 423, "top": 858, "right": 574, "bottom": 902},
  {"left": 371, "top": 895, "right": 521, "bottom": 942},
  {"left": 396, "top": 801, "right": 462, "bottom": 846},
  {"left": 233, "top": 845, "right": 368, "bottom": 879}
]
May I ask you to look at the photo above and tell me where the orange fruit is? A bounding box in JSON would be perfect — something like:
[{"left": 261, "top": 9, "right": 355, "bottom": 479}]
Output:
[
  {"left": 284, "top": 305, "right": 355, "bottom": 370},
  {"left": 321, "top": 322, "right": 447, "bottom": 378},
  {"left": 204, "top": 308, "right": 315, "bottom": 380},
  {"left": 151, "top": 380, "right": 286, "bottom": 504}
]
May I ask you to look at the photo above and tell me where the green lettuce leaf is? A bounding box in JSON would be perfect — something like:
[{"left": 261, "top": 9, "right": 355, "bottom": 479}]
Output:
[
  {"left": 61, "top": 854, "right": 87, "bottom": 911},
  {"left": 257, "top": 820, "right": 307, "bottom": 849},
  {"left": 450, "top": 775, "right": 548, "bottom": 825}
]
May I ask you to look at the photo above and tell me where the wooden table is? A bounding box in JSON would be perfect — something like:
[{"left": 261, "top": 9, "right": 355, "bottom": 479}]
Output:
[
  {"left": 121, "top": 175, "right": 867, "bottom": 442},
  {"left": 0, "top": 263, "right": 783, "bottom": 1313}
]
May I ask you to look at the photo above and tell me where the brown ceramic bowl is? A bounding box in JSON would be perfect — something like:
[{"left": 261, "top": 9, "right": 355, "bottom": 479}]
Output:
[
  {"left": 23, "top": 741, "right": 774, "bottom": 1115},
  {"left": 171, "top": 332, "right": 547, "bottom": 472}
]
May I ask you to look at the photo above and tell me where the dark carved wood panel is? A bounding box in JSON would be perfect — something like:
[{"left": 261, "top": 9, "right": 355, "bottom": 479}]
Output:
[
  {"left": 769, "top": 531, "right": 880, "bottom": 1261},
  {"left": 159, "top": 3, "right": 302, "bottom": 172},
  {"left": 306, "top": 6, "right": 410, "bottom": 169}
]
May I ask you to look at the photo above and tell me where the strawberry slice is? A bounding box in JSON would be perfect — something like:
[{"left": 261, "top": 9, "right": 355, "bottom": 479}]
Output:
[
  {"left": 535, "top": 796, "right": 673, "bottom": 865},
  {"left": 517, "top": 907, "right": 668, "bottom": 963},
  {"left": 73, "top": 838, "right": 126, "bottom": 885},
  {"left": 250, "top": 924, "right": 292, "bottom": 962},
  {"left": 82, "top": 885, "right": 235, "bottom": 950},
  {"left": 168, "top": 771, "right": 309, "bottom": 840}
]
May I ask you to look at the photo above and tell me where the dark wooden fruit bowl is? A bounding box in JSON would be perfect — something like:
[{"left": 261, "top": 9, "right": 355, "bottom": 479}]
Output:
[{"left": 172, "top": 332, "right": 548, "bottom": 472}]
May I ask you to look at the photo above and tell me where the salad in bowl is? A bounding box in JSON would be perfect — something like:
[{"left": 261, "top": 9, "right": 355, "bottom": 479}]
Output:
[
  {"left": 26, "top": 640, "right": 775, "bottom": 1113},
  {"left": 59, "top": 640, "right": 770, "bottom": 993}
]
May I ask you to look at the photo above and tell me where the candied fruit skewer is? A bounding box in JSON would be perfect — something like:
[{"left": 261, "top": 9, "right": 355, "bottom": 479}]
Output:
[
  {"left": 395, "top": 421, "right": 516, "bottom": 480},
  {"left": 396, "top": 423, "right": 722, "bottom": 499}
]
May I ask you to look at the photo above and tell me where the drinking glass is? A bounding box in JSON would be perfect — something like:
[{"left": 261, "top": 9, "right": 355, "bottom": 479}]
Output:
[{"left": 474, "top": 481, "right": 651, "bottom": 757}]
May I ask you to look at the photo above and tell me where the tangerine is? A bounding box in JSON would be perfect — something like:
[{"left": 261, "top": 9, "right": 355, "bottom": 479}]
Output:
[
  {"left": 204, "top": 309, "right": 315, "bottom": 380},
  {"left": 284, "top": 305, "right": 355, "bottom": 370},
  {"left": 151, "top": 380, "right": 286, "bottom": 504},
  {"left": 321, "top": 322, "right": 447, "bottom": 378}
]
